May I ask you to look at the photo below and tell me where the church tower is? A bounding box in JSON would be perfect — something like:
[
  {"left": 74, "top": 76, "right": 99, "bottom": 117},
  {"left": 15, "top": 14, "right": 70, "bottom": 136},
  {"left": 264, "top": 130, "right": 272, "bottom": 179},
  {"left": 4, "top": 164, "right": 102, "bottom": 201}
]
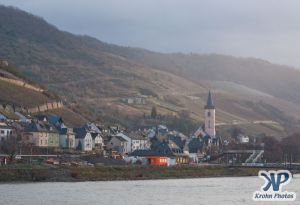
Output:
[{"left": 204, "top": 91, "right": 216, "bottom": 137}]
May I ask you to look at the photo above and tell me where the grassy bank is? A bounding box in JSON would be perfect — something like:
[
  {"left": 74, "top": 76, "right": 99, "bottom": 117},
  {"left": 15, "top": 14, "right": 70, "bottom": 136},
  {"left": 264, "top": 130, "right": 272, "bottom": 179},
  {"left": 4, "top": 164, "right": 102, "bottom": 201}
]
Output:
[{"left": 1, "top": 165, "right": 293, "bottom": 182}]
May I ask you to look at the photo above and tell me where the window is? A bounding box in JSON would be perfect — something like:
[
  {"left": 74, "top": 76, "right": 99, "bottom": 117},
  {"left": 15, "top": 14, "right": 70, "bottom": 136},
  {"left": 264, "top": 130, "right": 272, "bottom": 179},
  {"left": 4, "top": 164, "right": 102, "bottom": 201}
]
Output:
[{"left": 207, "top": 111, "right": 211, "bottom": 117}]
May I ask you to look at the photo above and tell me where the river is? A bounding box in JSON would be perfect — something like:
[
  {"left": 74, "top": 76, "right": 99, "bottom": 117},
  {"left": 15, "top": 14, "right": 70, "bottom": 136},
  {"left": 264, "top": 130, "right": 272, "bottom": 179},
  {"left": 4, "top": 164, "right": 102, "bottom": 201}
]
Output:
[{"left": 0, "top": 175, "right": 299, "bottom": 205}]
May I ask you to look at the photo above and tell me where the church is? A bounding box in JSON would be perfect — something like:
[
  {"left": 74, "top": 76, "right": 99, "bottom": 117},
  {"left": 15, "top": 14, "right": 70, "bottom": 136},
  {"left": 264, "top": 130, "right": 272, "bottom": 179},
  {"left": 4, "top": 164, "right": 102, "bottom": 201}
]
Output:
[
  {"left": 193, "top": 90, "right": 220, "bottom": 147},
  {"left": 204, "top": 90, "right": 216, "bottom": 138}
]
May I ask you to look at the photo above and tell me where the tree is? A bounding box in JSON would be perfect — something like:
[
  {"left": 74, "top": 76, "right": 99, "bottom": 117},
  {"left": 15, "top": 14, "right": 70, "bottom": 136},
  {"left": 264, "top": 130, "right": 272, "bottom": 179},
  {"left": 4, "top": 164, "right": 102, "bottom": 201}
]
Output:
[
  {"left": 263, "top": 136, "right": 282, "bottom": 163},
  {"left": 77, "top": 141, "right": 82, "bottom": 151},
  {"left": 230, "top": 127, "right": 244, "bottom": 139},
  {"left": 0, "top": 135, "right": 18, "bottom": 161},
  {"left": 151, "top": 106, "right": 157, "bottom": 119},
  {"left": 281, "top": 134, "right": 300, "bottom": 162}
]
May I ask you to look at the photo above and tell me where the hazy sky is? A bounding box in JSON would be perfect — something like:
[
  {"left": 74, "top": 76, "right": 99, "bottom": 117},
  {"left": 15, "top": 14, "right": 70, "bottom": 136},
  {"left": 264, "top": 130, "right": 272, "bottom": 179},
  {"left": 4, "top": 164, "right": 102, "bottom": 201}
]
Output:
[{"left": 1, "top": 0, "right": 300, "bottom": 67}]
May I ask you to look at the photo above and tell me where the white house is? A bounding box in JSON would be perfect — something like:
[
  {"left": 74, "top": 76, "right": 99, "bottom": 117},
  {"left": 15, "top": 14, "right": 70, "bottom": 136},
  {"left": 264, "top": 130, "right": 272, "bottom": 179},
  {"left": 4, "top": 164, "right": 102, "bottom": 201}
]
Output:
[
  {"left": 147, "top": 129, "right": 156, "bottom": 138},
  {"left": 74, "top": 130, "right": 93, "bottom": 151},
  {"left": 91, "top": 133, "right": 104, "bottom": 150},
  {"left": 128, "top": 132, "right": 150, "bottom": 152},
  {"left": 237, "top": 134, "right": 250, "bottom": 144}
]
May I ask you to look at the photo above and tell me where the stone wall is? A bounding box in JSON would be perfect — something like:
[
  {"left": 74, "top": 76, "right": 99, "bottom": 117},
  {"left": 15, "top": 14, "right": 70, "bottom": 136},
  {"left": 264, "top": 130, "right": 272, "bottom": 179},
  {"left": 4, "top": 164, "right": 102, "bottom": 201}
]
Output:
[
  {"left": 0, "top": 75, "right": 63, "bottom": 115},
  {"left": 1, "top": 101, "right": 63, "bottom": 114},
  {"left": 27, "top": 101, "right": 63, "bottom": 113},
  {"left": 0, "top": 76, "right": 44, "bottom": 92}
]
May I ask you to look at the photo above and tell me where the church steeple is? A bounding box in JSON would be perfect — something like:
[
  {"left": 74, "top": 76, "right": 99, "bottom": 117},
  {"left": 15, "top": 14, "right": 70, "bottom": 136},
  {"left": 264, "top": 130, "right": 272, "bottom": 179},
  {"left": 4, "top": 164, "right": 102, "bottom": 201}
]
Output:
[
  {"left": 205, "top": 90, "right": 215, "bottom": 109},
  {"left": 204, "top": 90, "right": 216, "bottom": 137}
]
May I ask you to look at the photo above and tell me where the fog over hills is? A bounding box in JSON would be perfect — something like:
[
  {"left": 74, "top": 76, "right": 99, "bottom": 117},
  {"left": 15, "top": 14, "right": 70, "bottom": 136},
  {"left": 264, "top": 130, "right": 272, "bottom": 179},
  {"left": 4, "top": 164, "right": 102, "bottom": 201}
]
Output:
[{"left": 1, "top": 5, "right": 300, "bottom": 136}]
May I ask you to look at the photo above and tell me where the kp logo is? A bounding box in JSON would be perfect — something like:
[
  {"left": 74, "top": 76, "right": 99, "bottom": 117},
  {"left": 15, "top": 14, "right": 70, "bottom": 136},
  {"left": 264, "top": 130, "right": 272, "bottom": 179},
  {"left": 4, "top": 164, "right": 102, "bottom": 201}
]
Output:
[{"left": 253, "top": 170, "right": 296, "bottom": 201}]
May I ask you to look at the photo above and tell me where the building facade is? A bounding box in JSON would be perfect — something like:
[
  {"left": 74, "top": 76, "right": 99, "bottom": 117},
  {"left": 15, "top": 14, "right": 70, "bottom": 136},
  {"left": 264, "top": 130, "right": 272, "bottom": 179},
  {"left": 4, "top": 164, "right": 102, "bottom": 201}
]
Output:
[
  {"left": 0, "top": 124, "right": 13, "bottom": 141},
  {"left": 75, "top": 131, "right": 93, "bottom": 151},
  {"left": 59, "top": 128, "right": 75, "bottom": 149}
]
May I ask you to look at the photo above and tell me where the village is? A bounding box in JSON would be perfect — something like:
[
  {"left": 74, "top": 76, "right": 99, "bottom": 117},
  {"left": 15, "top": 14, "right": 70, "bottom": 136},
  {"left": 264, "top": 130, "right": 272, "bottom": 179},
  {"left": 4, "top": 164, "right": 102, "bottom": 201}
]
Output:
[{"left": 0, "top": 91, "right": 267, "bottom": 168}]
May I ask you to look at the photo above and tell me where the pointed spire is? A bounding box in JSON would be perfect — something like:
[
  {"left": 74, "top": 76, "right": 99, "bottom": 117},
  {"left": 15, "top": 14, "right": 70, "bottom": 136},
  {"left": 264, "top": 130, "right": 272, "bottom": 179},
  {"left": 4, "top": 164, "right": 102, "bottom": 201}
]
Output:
[{"left": 205, "top": 90, "right": 215, "bottom": 109}]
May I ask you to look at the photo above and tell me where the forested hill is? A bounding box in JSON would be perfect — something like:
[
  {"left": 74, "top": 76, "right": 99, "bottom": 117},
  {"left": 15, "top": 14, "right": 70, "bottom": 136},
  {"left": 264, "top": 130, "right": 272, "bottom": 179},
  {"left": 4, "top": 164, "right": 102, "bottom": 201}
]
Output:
[{"left": 2, "top": 5, "right": 300, "bottom": 136}]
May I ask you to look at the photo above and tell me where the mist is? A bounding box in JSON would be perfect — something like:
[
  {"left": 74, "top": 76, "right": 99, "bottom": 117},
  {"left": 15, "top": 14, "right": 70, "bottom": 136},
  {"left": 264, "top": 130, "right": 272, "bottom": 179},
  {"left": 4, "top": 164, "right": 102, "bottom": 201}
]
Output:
[{"left": 1, "top": 0, "right": 300, "bottom": 67}]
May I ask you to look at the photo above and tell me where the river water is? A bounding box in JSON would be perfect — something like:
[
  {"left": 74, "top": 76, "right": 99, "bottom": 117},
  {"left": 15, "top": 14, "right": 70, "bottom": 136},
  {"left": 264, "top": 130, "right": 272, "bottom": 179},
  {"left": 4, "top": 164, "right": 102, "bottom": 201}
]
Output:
[{"left": 0, "top": 175, "right": 299, "bottom": 205}]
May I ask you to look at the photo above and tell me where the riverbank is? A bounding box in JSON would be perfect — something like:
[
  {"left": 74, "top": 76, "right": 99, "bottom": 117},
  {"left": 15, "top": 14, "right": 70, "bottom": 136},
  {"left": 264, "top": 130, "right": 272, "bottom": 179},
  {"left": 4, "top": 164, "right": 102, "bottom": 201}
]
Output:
[{"left": 1, "top": 165, "right": 298, "bottom": 182}]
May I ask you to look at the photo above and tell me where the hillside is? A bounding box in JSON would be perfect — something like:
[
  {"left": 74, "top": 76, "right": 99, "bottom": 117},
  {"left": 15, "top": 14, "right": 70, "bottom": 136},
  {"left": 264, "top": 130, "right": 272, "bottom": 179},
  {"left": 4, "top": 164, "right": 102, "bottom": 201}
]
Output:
[
  {"left": 1, "top": 5, "right": 300, "bottom": 136},
  {"left": 0, "top": 63, "right": 86, "bottom": 126}
]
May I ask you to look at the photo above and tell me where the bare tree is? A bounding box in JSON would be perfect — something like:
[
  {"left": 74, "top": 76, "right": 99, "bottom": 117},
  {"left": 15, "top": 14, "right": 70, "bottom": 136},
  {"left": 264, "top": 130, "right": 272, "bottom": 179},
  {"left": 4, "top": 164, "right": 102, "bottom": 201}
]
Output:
[{"left": 0, "top": 135, "right": 18, "bottom": 161}]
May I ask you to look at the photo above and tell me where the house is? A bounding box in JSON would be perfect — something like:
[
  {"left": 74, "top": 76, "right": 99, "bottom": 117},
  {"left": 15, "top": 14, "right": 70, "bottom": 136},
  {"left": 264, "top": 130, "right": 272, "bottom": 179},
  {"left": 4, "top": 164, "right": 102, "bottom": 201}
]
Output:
[
  {"left": 130, "top": 150, "right": 169, "bottom": 166},
  {"left": 22, "top": 121, "right": 60, "bottom": 148},
  {"left": 188, "top": 137, "right": 204, "bottom": 154},
  {"left": 59, "top": 128, "right": 75, "bottom": 149},
  {"left": 107, "top": 135, "right": 130, "bottom": 155},
  {"left": 0, "top": 123, "right": 13, "bottom": 141},
  {"left": 22, "top": 121, "right": 49, "bottom": 147},
  {"left": 121, "top": 98, "right": 134, "bottom": 104},
  {"left": 134, "top": 97, "right": 146, "bottom": 105},
  {"left": 15, "top": 112, "right": 30, "bottom": 123},
  {"left": 174, "top": 153, "right": 189, "bottom": 164},
  {"left": 84, "top": 123, "right": 101, "bottom": 134},
  {"left": 91, "top": 133, "right": 104, "bottom": 150},
  {"left": 74, "top": 128, "right": 93, "bottom": 151},
  {"left": 0, "top": 114, "right": 7, "bottom": 121},
  {"left": 237, "top": 134, "right": 250, "bottom": 144},
  {"left": 157, "top": 125, "right": 168, "bottom": 136},
  {"left": 146, "top": 156, "right": 168, "bottom": 166},
  {"left": 34, "top": 114, "right": 48, "bottom": 122},
  {"left": 184, "top": 137, "right": 205, "bottom": 163},
  {"left": 167, "top": 134, "right": 186, "bottom": 152},
  {"left": 128, "top": 131, "right": 150, "bottom": 152},
  {"left": 47, "top": 125, "right": 59, "bottom": 148},
  {"left": 121, "top": 97, "right": 146, "bottom": 105},
  {"left": 147, "top": 129, "right": 156, "bottom": 139},
  {"left": 47, "top": 115, "right": 65, "bottom": 129},
  {"left": 114, "top": 132, "right": 131, "bottom": 153},
  {"left": 21, "top": 132, "right": 35, "bottom": 145},
  {"left": 150, "top": 138, "right": 177, "bottom": 156},
  {"left": 0, "top": 60, "right": 9, "bottom": 67}
]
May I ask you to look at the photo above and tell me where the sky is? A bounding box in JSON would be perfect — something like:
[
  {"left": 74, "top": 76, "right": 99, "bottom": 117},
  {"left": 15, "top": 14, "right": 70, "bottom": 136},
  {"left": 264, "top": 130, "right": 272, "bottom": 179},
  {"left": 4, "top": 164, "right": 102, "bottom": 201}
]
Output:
[{"left": 1, "top": 0, "right": 300, "bottom": 68}]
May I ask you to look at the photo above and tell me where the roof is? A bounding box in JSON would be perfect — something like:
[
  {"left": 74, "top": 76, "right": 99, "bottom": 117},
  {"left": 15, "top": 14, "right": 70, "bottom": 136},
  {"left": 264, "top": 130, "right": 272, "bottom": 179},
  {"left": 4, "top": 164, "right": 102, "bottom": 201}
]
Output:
[
  {"left": 47, "top": 115, "right": 62, "bottom": 126},
  {"left": 14, "top": 112, "right": 28, "bottom": 122},
  {"left": 23, "top": 121, "right": 58, "bottom": 133},
  {"left": 168, "top": 135, "right": 185, "bottom": 149},
  {"left": 128, "top": 131, "right": 147, "bottom": 140},
  {"left": 0, "top": 124, "right": 12, "bottom": 129},
  {"left": 0, "top": 114, "right": 7, "bottom": 120},
  {"left": 130, "top": 149, "right": 171, "bottom": 157},
  {"left": 113, "top": 135, "right": 128, "bottom": 142},
  {"left": 58, "top": 127, "right": 73, "bottom": 135},
  {"left": 150, "top": 140, "right": 175, "bottom": 157},
  {"left": 91, "top": 132, "right": 101, "bottom": 139},
  {"left": 74, "top": 127, "right": 89, "bottom": 139},
  {"left": 115, "top": 132, "right": 130, "bottom": 142},
  {"left": 59, "top": 127, "right": 68, "bottom": 135},
  {"left": 34, "top": 114, "right": 47, "bottom": 121},
  {"left": 205, "top": 90, "right": 215, "bottom": 109},
  {"left": 188, "top": 138, "right": 203, "bottom": 153}
]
